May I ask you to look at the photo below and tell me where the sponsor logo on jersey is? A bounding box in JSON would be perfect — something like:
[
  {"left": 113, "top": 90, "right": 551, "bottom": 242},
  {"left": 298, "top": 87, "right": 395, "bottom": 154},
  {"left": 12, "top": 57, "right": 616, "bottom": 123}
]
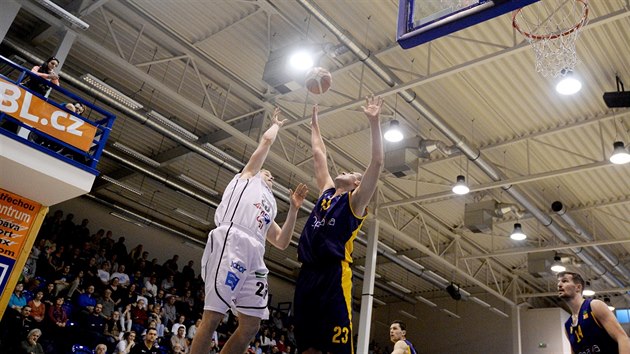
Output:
[
  {"left": 225, "top": 271, "right": 240, "bottom": 290},
  {"left": 231, "top": 260, "right": 246, "bottom": 273},
  {"left": 312, "top": 216, "right": 326, "bottom": 229}
]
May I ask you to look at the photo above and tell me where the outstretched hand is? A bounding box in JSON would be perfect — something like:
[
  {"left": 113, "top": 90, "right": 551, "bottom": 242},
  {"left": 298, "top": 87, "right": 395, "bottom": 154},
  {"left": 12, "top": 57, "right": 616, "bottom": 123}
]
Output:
[
  {"left": 361, "top": 95, "right": 383, "bottom": 122},
  {"left": 272, "top": 107, "right": 288, "bottom": 127},
  {"left": 311, "top": 104, "right": 319, "bottom": 127},
  {"left": 289, "top": 183, "right": 309, "bottom": 210}
]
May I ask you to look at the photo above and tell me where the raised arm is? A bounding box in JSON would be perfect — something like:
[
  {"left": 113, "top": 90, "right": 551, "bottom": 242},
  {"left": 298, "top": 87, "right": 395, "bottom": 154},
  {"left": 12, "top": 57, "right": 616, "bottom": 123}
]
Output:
[
  {"left": 266, "top": 183, "right": 309, "bottom": 250},
  {"left": 591, "top": 299, "right": 630, "bottom": 353},
  {"left": 241, "top": 107, "right": 286, "bottom": 179},
  {"left": 350, "top": 95, "right": 384, "bottom": 215},
  {"left": 311, "top": 105, "right": 334, "bottom": 194},
  {"left": 391, "top": 340, "right": 408, "bottom": 354}
]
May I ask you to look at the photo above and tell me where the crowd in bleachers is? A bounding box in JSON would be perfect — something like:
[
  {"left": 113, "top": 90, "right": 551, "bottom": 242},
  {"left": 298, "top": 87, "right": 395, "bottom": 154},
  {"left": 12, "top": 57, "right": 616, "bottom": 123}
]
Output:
[{"left": 0, "top": 209, "right": 301, "bottom": 354}]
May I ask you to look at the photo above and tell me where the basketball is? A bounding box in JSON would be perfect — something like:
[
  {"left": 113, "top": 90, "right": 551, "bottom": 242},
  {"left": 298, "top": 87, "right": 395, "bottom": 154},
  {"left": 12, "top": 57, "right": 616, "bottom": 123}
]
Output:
[{"left": 305, "top": 67, "right": 332, "bottom": 94}]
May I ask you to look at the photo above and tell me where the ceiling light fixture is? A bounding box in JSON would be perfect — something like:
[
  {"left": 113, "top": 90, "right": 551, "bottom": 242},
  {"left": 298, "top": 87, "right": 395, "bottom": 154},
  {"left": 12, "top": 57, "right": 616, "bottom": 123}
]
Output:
[
  {"left": 469, "top": 297, "right": 492, "bottom": 308},
  {"left": 609, "top": 141, "right": 630, "bottom": 164},
  {"left": 288, "top": 50, "right": 314, "bottom": 71},
  {"left": 510, "top": 223, "right": 527, "bottom": 240},
  {"left": 582, "top": 281, "right": 595, "bottom": 297},
  {"left": 112, "top": 142, "right": 160, "bottom": 167},
  {"left": 177, "top": 174, "right": 220, "bottom": 196},
  {"left": 489, "top": 307, "right": 509, "bottom": 318},
  {"left": 147, "top": 110, "right": 199, "bottom": 141},
  {"left": 398, "top": 310, "right": 417, "bottom": 320},
  {"left": 555, "top": 71, "right": 582, "bottom": 95},
  {"left": 388, "top": 281, "right": 412, "bottom": 294},
  {"left": 101, "top": 175, "right": 143, "bottom": 195},
  {"left": 441, "top": 308, "right": 461, "bottom": 319},
  {"left": 416, "top": 295, "right": 437, "bottom": 308},
  {"left": 174, "top": 208, "right": 210, "bottom": 226},
  {"left": 550, "top": 253, "right": 566, "bottom": 273},
  {"left": 384, "top": 120, "right": 404, "bottom": 142},
  {"left": 33, "top": 0, "right": 89, "bottom": 30},
  {"left": 372, "top": 298, "right": 386, "bottom": 306},
  {"left": 452, "top": 175, "right": 470, "bottom": 195},
  {"left": 81, "top": 74, "right": 143, "bottom": 110},
  {"left": 109, "top": 212, "right": 145, "bottom": 227}
]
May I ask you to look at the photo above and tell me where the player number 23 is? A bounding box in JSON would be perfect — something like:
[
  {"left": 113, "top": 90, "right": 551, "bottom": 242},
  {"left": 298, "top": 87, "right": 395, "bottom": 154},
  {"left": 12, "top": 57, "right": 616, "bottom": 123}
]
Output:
[{"left": 332, "top": 326, "right": 349, "bottom": 344}]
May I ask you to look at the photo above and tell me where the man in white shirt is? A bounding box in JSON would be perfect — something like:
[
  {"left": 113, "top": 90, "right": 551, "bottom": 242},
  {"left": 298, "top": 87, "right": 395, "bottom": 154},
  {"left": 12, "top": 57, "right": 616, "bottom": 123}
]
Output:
[{"left": 110, "top": 264, "right": 130, "bottom": 287}]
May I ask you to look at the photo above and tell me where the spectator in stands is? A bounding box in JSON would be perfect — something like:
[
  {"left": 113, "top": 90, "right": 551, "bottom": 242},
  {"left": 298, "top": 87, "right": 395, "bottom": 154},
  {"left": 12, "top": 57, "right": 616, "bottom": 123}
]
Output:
[
  {"left": 74, "top": 218, "right": 91, "bottom": 244},
  {"left": 162, "top": 255, "right": 179, "bottom": 276},
  {"left": 83, "top": 303, "right": 107, "bottom": 347},
  {"left": 53, "top": 264, "right": 73, "bottom": 296},
  {"left": 111, "top": 237, "right": 128, "bottom": 265},
  {"left": 271, "top": 311, "right": 283, "bottom": 331},
  {"left": 23, "top": 56, "right": 60, "bottom": 96},
  {"left": 9, "top": 282, "right": 28, "bottom": 311},
  {"left": 46, "top": 296, "right": 68, "bottom": 333},
  {"left": 128, "top": 244, "right": 143, "bottom": 263},
  {"left": 116, "top": 331, "right": 136, "bottom": 354},
  {"left": 181, "top": 260, "right": 195, "bottom": 283},
  {"left": 77, "top": 284, "right": 98, "bottom": 314},
  {"left": 18, "top": 328, "right": 44, "bottom": 354},
  {"left": 42, "top": 283, "right": 56, "bottom": 306},
  {"left": 107, "top": 277, "right": 124, "bottom": 307},
  {"left": 100, "top": 231, "right": 115, "bottom": 255},
  {"left": 171, "top": 326, "right": 189, "bottom": 354},
  {"left": 121, "top": 304, "right": 133, "bottom": 332},
  {"left": 111, "top": 264, "right": 130, "bottom": 287},
  {"left": 162, "top": 295, "right": 178, "bottom": 329},
  {"left": 27, "top": 290, "right": 46, "bottom": 326},
  {"left": 104, "top": 310, "right": 123, "bottom": 346},
  {"left": 0, "top": 305, "right": 33, "bottom": 349},
  {"left": 85, "top": 257, "right": 100, "bottom": 287},
  {"left": 67, "top": 269, "right": 86, "bottom": 299},
  {"left": 99, "top": 288, "right": 116, "bottom": 319},
  {"left": 187, "top": 318, "right": 201, "bottom": 342},
  {"left": 98, "top": 262, "right": 111, "bottom": 287},
  {"left": 131, "top": 327, "right": 160, "bottom": 354},
  {"left": 130, "top": 299, "right": 149, "bottom": 334},
  {"left": 171, "top": 314, "right": 187, "bottom": 334},
  {"left": 95, "top": 343, "right": 108, "bottom": 354},
  {"left": 40, "top": 210, "right": 63, "bottom": 241},
  {"left": 24, "top": 241, "right": 43, "bottom": 281},
  {"left": 144, "top": 276, "right": 158, "bottom": 301},
  {"left": 160, "top": 274, "right": 175, "bottom": 292},
  {"left": 49, "top": 246, "right": 66, "bottom": 273},
  {"left": 259, "top": 328, "right": 272, "bottom": 352}
]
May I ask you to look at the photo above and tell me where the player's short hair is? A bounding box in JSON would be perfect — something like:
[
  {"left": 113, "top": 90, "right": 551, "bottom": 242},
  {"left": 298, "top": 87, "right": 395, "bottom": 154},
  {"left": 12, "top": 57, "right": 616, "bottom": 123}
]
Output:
[
  {"left": 557, "top": 271, "right": 585, "bottom": 291},
  {"left": 391, "top": 320, "right": 406, "bottom": 331}
]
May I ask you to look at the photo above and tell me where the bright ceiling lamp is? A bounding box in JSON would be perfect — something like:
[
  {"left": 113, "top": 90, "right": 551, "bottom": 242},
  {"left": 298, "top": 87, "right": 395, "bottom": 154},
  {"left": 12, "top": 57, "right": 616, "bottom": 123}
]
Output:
[
  {"left": 81, "top": 74, "right": 143, "bottom": 110},
  {"left": 288, "top": 50, "right": 314, "bottom": 71},
  {"left": 510, "top": 223, "right": 527, "bottom": 240},
  {"left": 384, "top": 120, "right": 403, "bottom": 142},
  {"left": 582, "top": 282, "right": 595, "bottom": 297},
  {"left": 556, "top": 71, "right": 582, "bottom": 95},
  {"left": 609, "top": 141, "right": 630, "bottom": 164},
  {"left": 550, "top": 254, "right": 566, "bottom": 273},
  {"left": 452, "top": 175, "right": 469, "bottom": 195}
]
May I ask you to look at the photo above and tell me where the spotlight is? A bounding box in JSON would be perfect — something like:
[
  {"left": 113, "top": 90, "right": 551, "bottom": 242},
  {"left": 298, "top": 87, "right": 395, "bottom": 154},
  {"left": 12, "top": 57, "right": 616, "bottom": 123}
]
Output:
[
  {"left": 384, "top": 120, "right": 403, "bottom": 142},
  {"left": 609, "top": 141, "right": 630, "bottom": 165},
  {"left": 288, "top": 50, "right": 314, "bottom": 71},
  {"left": 556, "top": 71, "right": 582, "bottom": 95},
  {"left": 510, "top": 223, "right": 526, "bottom": 240},
  {"left": 446, "top": 283, "right": 461, "bottom": 301},
  {"left": 451, "top": 175, "right": 469, "bottom": 195},
  {"left": 550, "top": 254, "right": 566, "bottom": 273}
]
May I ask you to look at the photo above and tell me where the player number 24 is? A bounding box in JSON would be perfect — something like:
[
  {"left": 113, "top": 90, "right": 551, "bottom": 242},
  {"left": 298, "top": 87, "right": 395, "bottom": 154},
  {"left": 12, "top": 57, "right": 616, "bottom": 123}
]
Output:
[{"left": 332, "top": 326, "right": 349, "bottom": 344}]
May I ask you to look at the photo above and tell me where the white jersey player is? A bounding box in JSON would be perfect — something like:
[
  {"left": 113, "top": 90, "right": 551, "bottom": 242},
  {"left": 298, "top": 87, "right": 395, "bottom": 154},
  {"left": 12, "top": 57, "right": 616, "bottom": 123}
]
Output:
[{"left": 191, "top": 108, "right": 308, "bottom": 354}]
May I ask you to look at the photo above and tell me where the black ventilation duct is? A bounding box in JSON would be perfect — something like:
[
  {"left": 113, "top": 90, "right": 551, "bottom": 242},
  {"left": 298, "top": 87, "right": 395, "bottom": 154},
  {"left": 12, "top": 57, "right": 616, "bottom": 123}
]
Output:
[
  {"left": 603, "top": 75, "right": 630, "bottom": 108},
  {"left": 446, "top": 283, "right": 462, "bottom": 301}
]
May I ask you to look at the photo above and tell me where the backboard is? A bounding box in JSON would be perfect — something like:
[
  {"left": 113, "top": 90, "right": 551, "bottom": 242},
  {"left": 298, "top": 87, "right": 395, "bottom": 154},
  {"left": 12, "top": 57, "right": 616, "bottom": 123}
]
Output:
[{"left": 397, "top": 0, "right": 540, "bottom": 49}]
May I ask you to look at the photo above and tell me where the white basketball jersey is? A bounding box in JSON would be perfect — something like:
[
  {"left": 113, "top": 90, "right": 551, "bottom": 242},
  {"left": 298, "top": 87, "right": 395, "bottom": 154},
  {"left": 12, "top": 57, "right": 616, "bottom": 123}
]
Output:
[{"left": 214, "top": 172, "right": 277, "bottom": 244}]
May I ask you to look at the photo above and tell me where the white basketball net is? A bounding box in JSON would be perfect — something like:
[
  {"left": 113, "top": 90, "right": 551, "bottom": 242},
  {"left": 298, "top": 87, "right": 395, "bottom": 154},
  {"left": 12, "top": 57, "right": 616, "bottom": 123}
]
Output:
[{"left": 513, "top": 0, "right": 589, "bottom": 78}]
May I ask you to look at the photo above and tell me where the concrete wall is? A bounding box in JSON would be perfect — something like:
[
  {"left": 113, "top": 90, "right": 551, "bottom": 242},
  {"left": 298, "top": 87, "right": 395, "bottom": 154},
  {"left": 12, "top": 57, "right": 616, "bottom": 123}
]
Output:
[{"left": 521, "top": 307, "right": 571, "bottom": 354}]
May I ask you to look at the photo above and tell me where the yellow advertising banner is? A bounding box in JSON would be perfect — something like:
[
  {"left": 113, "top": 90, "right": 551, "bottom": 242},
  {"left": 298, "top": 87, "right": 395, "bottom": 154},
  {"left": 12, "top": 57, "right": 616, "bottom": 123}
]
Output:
[
  {"left": 0, "top": 188, "right": 41, "bottom": 260},
  {"left": 0, "top": 76, "right": 97, "bottom": 151}
]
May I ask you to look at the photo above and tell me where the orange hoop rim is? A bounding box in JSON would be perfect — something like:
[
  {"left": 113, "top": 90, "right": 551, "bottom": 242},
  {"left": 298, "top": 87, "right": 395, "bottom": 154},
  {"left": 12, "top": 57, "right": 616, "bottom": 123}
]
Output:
[{"left": 512, "top": 0, "right": 589, "bottom": 41}]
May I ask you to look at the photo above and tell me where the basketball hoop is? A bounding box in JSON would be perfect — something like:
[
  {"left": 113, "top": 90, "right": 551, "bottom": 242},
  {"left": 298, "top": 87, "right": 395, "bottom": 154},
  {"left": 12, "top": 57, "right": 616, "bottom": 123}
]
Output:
[{"left": 513, "top": 0, "right": 589, "bottom": 78}]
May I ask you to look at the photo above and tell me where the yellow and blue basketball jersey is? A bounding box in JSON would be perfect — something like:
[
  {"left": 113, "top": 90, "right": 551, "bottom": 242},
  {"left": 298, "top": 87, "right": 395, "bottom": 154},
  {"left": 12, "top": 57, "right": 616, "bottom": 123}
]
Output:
[
  {"left": 294, "top": 188, "right": 366, "bottom": 354},
  {"left": 564, "top": 298, "right": 618, "bottom": 354}
]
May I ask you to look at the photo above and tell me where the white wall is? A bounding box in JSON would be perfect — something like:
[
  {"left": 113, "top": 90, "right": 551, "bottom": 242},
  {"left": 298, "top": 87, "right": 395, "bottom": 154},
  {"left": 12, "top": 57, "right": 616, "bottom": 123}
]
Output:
[{"left": 521, "top": 307, "right": 571, "bottom": 354}]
